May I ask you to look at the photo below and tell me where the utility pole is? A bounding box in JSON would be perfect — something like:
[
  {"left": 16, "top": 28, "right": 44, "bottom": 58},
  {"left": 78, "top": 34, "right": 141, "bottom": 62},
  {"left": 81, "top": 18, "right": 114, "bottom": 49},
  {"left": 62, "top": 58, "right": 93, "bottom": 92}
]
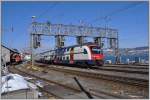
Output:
[
  {"left": 55, "top": 24, "right": 65, "bottom": 48},
  {"left": 76, "top": 20, "right": 85, "bottom": 45},
  {"left": 116, "top": 31, "right": 120, "bottom": 64},
  {"left": 31, "top": 16, "right": 36, "bottom": 66},
  {"left": 105, "top": 16, "right": 109, "bottom": 49}
]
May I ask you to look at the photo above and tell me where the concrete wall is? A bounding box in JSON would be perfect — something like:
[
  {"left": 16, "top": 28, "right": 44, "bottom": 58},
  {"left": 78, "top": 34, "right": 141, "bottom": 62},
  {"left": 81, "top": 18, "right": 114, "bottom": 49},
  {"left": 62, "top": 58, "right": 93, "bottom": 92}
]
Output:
[
  {"left": 1, "top": 46, "right": 10, "bottom": 63},
  {"left": 1, "top": 89, "right": 38, "bottom": 99}
]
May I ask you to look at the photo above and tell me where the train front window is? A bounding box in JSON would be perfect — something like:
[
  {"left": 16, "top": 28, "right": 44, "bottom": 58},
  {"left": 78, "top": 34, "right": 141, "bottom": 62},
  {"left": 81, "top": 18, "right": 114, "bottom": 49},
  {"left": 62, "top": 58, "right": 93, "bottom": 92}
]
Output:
[
  {"left": 83, "top": 49, "right": 87, "bottom": 54},
  {"left": 91, "top": 47, "right": 102, "bottom": 54}
]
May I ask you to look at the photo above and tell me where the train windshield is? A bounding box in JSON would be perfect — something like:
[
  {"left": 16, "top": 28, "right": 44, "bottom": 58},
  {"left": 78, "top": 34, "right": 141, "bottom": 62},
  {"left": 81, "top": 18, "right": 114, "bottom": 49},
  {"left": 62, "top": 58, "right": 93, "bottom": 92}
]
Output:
[{"left": 91, "top": 46, "right": 102, "bottom": 54}]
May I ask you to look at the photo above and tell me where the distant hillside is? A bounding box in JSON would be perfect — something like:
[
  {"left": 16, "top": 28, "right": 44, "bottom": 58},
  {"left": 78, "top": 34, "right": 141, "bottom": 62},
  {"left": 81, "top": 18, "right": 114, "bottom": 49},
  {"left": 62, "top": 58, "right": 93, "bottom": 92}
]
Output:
[
  {"left": 120, "top": 46, "right": 149, "bottom": 50},
  {"left": 104, "top": 46, "right": 149, "bottom": 56},
  {"left": 134, "top": 46, "right": 149, "bottom": 50}
]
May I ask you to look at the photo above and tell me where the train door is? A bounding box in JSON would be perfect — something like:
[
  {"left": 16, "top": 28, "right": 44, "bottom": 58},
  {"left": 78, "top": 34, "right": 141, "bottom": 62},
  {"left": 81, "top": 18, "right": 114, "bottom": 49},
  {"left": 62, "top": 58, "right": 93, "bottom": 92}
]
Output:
[{"left": 70, "top": 48, "right": 74, "bottom": 64}]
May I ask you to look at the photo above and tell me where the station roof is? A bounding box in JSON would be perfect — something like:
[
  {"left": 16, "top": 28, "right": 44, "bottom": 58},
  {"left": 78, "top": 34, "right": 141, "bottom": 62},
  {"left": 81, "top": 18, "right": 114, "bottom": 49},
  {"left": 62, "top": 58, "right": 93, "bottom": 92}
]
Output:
[{"left": 1, "top": 44, "right": 20, "bottom": 54}]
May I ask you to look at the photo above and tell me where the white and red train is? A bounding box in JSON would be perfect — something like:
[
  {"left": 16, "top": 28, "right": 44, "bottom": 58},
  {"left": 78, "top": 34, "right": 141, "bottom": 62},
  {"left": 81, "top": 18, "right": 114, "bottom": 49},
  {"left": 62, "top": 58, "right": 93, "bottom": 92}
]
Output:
[{"left": 36, "top": 43, "right": 104, "bottom": 66}]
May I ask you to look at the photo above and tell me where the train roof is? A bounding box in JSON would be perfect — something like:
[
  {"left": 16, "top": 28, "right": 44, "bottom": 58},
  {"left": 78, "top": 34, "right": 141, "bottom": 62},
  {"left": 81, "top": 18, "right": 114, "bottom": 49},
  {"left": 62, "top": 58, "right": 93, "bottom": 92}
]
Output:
[{"left": 38, "top": 42, "right": 99, "bottom": 55}]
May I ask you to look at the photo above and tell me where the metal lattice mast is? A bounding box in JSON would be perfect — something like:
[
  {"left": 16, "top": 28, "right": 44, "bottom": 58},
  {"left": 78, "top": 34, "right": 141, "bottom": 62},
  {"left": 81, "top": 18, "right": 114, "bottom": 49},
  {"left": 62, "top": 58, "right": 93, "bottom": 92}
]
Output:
[
  {"left": 30, "top": 22, "right": 118, "bottom": 38},
  {"left": 30, "top": 16, "right": 36, "bottom": 66}
]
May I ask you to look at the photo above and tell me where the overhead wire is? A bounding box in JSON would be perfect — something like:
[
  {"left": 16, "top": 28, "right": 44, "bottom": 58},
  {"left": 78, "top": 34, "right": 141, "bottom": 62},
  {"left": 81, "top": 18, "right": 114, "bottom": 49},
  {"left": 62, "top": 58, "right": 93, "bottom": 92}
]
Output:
[
  {"left": 37, "top": 2, "right": 61, "bottom": 19},
  {"left": 89, "top": 2, "right": 145, "bottom": 25}
]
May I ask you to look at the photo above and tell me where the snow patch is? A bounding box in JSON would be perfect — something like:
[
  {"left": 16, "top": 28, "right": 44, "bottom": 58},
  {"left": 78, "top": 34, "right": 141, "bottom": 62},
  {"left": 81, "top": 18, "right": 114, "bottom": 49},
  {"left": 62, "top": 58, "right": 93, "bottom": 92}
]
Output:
[
  {"left": 2, "top": 73, "right": 29, "bottom": 93},
  {"left": 24, "top": 76, "right": 34, "bottom": 80},
  {"left": 27, "top": 82, "right": 37, "bottom": 89},
  {"left": 35, "top": 80, "right": 44, "bottom": 88}
]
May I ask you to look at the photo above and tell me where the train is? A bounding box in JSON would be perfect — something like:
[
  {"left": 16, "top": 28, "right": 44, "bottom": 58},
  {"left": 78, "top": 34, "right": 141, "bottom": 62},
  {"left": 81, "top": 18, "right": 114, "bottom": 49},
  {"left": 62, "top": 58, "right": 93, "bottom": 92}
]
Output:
[
  {"left": 36, "top": 42, "right": 104, "bottom": 66},
  {"left": 10, "top": 53, "right": 22, "bottom": 63},
  {"left": 1, "top": 45, "right": 22, "bottom": 65}
]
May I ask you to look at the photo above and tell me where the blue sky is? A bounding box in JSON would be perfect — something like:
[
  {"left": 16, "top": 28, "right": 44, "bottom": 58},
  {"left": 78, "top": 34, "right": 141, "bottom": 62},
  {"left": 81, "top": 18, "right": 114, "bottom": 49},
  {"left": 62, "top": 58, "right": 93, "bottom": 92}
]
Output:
[{"left": 2, "top": 1, "right": 149, "bottom": 51}]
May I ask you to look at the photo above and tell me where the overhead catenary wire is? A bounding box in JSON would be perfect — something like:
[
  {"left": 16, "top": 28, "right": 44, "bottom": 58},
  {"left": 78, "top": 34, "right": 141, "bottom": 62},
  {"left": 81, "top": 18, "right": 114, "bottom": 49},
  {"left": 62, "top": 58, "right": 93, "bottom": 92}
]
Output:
[
  {"left": 86, "top": 2, "right": 145, "bottom": 63},
  {"left": 89, "top": 2, "right": 145, "bottom": 24},
  {"left": 37, "top": 2, "right": 61, "bottom": 19}
]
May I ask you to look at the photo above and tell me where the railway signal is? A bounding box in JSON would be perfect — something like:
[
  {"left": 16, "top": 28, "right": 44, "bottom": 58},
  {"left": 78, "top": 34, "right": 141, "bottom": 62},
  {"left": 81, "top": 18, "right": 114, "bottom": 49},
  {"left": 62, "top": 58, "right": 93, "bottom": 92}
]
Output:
[{"left": 33, "top": 34, "right": 41, "bottom": 49}]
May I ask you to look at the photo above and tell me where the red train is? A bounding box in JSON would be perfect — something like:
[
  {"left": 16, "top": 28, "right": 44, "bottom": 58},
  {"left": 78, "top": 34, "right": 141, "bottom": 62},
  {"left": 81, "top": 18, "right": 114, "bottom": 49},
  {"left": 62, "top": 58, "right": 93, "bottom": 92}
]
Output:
[
  {"left": 2, "top": 45, "right": 22, "bottom": 65},
  {"left": 10, "top": 53, "right": 22, "bottom": 64}
]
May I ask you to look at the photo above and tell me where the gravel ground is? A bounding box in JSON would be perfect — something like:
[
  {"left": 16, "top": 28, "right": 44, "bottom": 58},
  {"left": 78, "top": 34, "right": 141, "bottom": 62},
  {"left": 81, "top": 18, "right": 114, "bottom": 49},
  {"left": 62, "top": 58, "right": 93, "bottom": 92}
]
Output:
[
  {"left": 50, "top": 65, "right": 149, "bottom": 80},
  {"left": 15, "top": 64, "right": 149, "bottom": 99}
]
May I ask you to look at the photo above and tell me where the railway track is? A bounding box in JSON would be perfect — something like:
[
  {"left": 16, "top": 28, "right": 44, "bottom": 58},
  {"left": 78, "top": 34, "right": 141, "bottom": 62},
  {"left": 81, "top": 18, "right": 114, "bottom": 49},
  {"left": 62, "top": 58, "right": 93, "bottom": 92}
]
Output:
[
  {"left": 36, "top": 62, "right": 148, "bottom": 74},
  {"left": 104, "top": 64, "right": 149, "bottom": 69},
  {"left": 107, "top": 64, "right": 149, "bottom": 66},
  {"left": 8, "top": 65, "right": 60, "bottom": 99},
  {"left": 8, "top": 64, "right": 132, "bottom": 99},
  {"left": 96, "top": 66, "right": 148, "bottom": 74},
  {"left": 35, "top": 63, "right": 148, "bottom": 88}
]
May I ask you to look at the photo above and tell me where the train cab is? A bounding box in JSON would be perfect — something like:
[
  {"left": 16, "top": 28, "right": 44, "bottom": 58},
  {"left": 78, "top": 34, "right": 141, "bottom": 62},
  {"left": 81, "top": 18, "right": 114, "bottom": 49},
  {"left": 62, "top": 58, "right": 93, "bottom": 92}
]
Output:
[{"left": 89, "top": 45, "right": 104, "bottom": 66}]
